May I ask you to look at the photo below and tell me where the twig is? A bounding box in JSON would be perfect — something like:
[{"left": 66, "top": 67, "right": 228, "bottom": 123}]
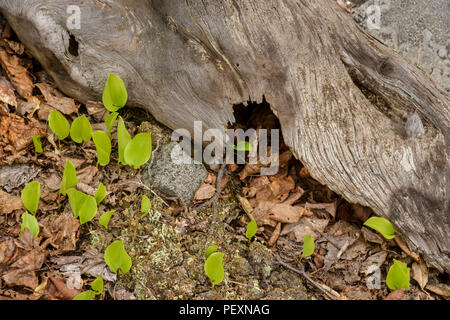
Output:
[
  {"left": 275, "top": 258, "right": 338, "bottom": 300},
  {"left": 128, "top": 180, "right": 171, "bottom": 207},
  {"left": 202, "top": 163, "right": 227, "bottom": 251}
]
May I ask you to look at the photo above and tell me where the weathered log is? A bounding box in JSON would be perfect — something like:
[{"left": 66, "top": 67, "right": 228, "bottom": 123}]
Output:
[{"left": 0, "top": 0, "right": 448, "bottom": 272}]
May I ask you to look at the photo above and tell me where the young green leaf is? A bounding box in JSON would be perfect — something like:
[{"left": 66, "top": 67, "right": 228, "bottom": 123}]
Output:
[
  {"left": 124, "top": 132, "right": 152, "bottom": 169},
  {"left": 205, "top": 244, "right": 218, "bottom": 259},
  {"left": 21, "top": 181, "right": 40, "bottom": 215},
  {"left": 20, "top": 212, "right": 39, "bottom": 238},
  {"left": 363, "top": 216, "right": 396, "bottom": 239},
  {"left": 102, "top": 74, "right": 128, "bottom": 112},
  {"left": 105, "top": 112, "right": 119, "bottom": 136},
  {"left": 70, "top": 115, "right": 92, "bottom": 143},
  {"left": 117, "top": 116, "right": 131, "bottom": 165},
  {"left": 94, "top": 182, "right": 107, "bottom": 205},
  {"left": 48, "top": 109, "right": 70, "bottom": 140},
  {"left": 104, "top": 240, "right": 132, "bottom": 274},
  {"left": 60, "top": 160, "right": 78, "bottom": 196},
  {"left": 140, "top": 195, "right": 151, "bottom": 219},
  {"left": 32, "top": 135, "right": 43, "bottom": 153},
  {"left": 67, "top": 188, "right": 97, "bottom": 224},
  {"left": 91, "top": 277, "right": 103, "bottom": 295},
  {"left": 92, "top": 130, "right": 111, "bottom": 166},
  {"left": 99, "top": 210, "right": 116, "bottom": 230},
  {"left": 204, "top": 252, "right": 225, "bottom": 287},
  {"left": 386, "top": 259, "right": 410, "bottom": 291},
  {"left": 233, "top": 141, "right": 252, "bottom": 152},
  {"left": 245, "top": 219, "right": 257, "bottom": 241},
  {"left": 301, "top": 234, "right": 315, "bottom": 260},
  {"left": 73, "top": 290, "right": 96, "bottom": 301}
]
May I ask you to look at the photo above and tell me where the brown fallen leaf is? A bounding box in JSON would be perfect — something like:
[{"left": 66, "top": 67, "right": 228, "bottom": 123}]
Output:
[
  {"left": 305, "top": 201, "right": 337, "bottom": 218},
  {"left": 77, "top": 166, "right": 98, "bottom": 185},
  {"left": 36, "top": 83, "right": 79, "bottom": 115},
  {"left": 253, "top": 200, "right": 312, "bottom": 226},
  {"left": 412, "top": 261, "right": 429, "bottom": 289},
  {"left": 394, "top": 236, "right": 421, "bottom": 262},
  {"left": 361, "top": 226, "right": 384, "bottom": 244},
  {"left": 45, "top": 277, "right": 81, "bottom": 300},
  {"left": 384, "top": 289, "right": 405, "bottom": 300},
  {"left": 40, "top": 211, "right": 80, "bottom": 254},
  {"left": 237, "top": 195, "right": 254, "bottom": 220},
  {"left": 194, "top": 183, "right": 216, "bottom": 203},
  {"left": 0, "top": 113, "right": 46, "bottom": 152},
  {"left": 0, "top": 48, "right": 33, "bottom": 99},
  {"left": 425, "top": 284, "right": 450, "bottom": 299},
  {"left": 2, "top": 39, "right": 25, "bottom": 55},
  {"left": 0, "top": 76, "right": 17, "bottom": 107},
  {"left": 268, "top": 222, "right": 281, "bottom": 246},
  {"left": 360, "top": 251, "right": 387, "bottom": 276},
  {"left": 281, "top": 216, "right": 329, "bottom": 242},
  {"left": 0, "top": 189, "right": 23, "bottom": 214},
  {"left": 86, "top": 100, "right": 108, "bottom": 122},
  {"left": 0, "top": 238, "right": 17, "bottom": 264}
]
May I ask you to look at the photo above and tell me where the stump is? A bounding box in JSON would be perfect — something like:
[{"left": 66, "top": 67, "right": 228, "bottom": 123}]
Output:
[{"left": 1, "top": 0, "right": 448, "bottom": 272}]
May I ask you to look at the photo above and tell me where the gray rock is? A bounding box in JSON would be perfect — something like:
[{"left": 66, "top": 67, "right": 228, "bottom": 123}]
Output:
[
  {"left": 142, "top": 142, "right": 208, "bottom": 204},
  {"left": 353, "top": 0, "right": 450, "bottom": 93}
]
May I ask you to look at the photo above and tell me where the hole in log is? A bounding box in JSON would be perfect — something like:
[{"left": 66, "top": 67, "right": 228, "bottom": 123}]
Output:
[{"left": 68, "top": 33, "right": 79, "bottom": 57}]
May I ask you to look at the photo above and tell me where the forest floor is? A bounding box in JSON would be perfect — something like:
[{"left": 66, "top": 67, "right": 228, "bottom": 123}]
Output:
[{"left": 0, "top": 18, "right": 449, "bottom": 300}]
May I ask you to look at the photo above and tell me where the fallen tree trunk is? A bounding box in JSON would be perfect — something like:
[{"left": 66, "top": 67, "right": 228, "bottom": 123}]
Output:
[{"left": 1, "top": 0, "right": 448, "bottom": 272}]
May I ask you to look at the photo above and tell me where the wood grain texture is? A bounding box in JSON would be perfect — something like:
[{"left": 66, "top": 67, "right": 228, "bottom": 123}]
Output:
[{"left": 1, "top": 0, "right": 448, "bottom": 271}]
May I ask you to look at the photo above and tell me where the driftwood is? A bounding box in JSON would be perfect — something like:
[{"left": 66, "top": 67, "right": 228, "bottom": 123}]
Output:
[{"left": 0, "top": 0, "right": 448, "bottom": 272}]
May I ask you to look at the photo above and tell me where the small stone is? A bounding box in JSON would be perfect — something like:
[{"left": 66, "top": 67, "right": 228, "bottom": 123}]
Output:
[{"left": 142, "top": 142, "right": 208, "bottom": 204}]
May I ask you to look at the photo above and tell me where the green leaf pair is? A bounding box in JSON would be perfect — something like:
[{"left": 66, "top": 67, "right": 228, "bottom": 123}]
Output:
[
  {"left": 20, "top": 181, "right": 41, "bottom": 238},
  {"left": 102, "top": 74, "right": 128, "bottom": 112},
  {"left": 70, "top": 115, "right": 92, "bottom": 144},
  {"left": 117, "top": 117, "right": 152, "bottom": 169},
  {"left": 60, "top": 160, "right": 78, "bottom": 196},
  {"left": 92, "top": 131, "right": 112, "bottom": 166},
  {"left": 386, "top": 259, "right": 410, "bottom": 291},
  {"left": 67, "top": 188, "right": 97, "bottom": 225},
  {"left": 140, "top": 195, "right": 151, "bottom": 219},
  {"left": 204, "top": 245, "right": 225, "bottom": 287},
  {"left": 32, "top": 135, "right": 43, "bottom": 153},
  {"left": 300, "top": 234, "right": 315, "bottom": 261},
  {"left": 48, "top": 109, "right": 70, "bottom": 141},
  {"left": 73, "top": 277, "right": 104, "bottom": 300},
  {"left": 245, "top": 219, "right": 257, "bottom": 241}
]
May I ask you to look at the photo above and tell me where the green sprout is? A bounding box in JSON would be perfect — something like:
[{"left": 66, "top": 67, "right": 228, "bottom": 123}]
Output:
[
  {"left": 48, "top": 109, "right": 70, "bottom": 147},
  {"left": 60, "top": 159, "right": 78, "bottom": 196},
  {"left": 386, "top": 259, "right": 410, "bottom": 291},
  {"left": 105, "top": 112, "right": 119, "bottom": 136},
  {"left": 94, "top": 182, "right": 107, "bottom": 205},
  {"left": 117, "top": 116, "right": 132, "bottom": 166},
  {"left": 21, "top": 181, "right": 40, "bottom": 215},
  {"left": 124, "top": 132, "right": 152, "bottom": 169},
  {"left": 67, "top": 188, "right": 98, "bottom": 225},
  {"left": 233, "top": 141, "right": 252, "bottom": 152},
  {"left": 32, "top": 135, "right": 43, "bottom": 153},
  {"left": 204, "top": 245, "right": 225, "bottom": 287},
  {"left": 92, "top": 130, "right": 112, "bottom": 166},
  {"left": 140, "top": 195, "right": 151, "bottom": 219},
  {"left": 99, "top": 209, "right": 116, "bottom": 230},
  {"left": 73, "top": 277, "right": 104, "bottom": 300},
  {"left": 364, "top": 216, "right": 396, "bottom": 240},
  {"left": 70, "top": 115, "right": 92, "bottom": 143},
  {"left": 102, "top": 73, "right": 128, "bottom": 112},
  {"left": 245, "top": 219, "right": 257, "bottom": 241},
  {"left": 20, "top": 212, "right": 39, "bottom": 238},
  {"left": 104, "top": 240, "right": 132, "bottom": 274},
  {"left": 300, "top": 234, "right": 315, "bottom": 261}
]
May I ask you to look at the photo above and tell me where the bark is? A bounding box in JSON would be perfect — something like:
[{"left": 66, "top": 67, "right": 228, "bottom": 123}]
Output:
[{"left": 0, "top": 0, "right": 448, "bottom": 272}]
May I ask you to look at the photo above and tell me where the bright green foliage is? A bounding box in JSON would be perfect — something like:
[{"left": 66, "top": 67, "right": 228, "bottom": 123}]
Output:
[
  {"left": 386, "top": 259, "right": 410, "bottom": 291},
  {"left": 102, "top": 74, "right": 128, "bottom": 112},
  {"left": 364, "top": 216, "right": 396, "bottom": 239},
  {"left": 91, "top": 277, "right": 103, "bottom": 295},
  {"left": 73, "top": 277, "right": 103, "bottom": 300},
  {"left": 32, "top": 135, "right": 43, "bottom": 153},
  {"left": 105, "top": 112, "right": 119, "bottom": 136},
  {"left": 60, "top": 160, "right": 78, "bottom": 196},
  {"left": 245, "top": 219, "right": 257, "bottom": 241},
  {"left": 70, "top": 115, "right": 92, "bottom": 143},
  {"left": 99, "top": 210, "right": 115, "bottom": 230},
  {"left": 48, "top": 109, "right": 70, "bottom": 140},
  {"left": 124, "top": 132, "right": 152, "bottom": 169},
  {"left": 204, "top": 252, "right": 225, "bottom": 287},
  {"left": 117, "top": 116, "right": 131, "bottom": 165},
  {"left": 104, "top": 240, "right": 132, "bottom": 274},
  {"left": 67, "top": 188, "right": 98, "bottom": 224},
  {"left": 21, "top": 181, "right": 40, "bottom": 215},
  {"left": 140, "top": 195, "right": 151, "bottom": 219},
  {"left": 94, "top": 182, "right": 107, "bottom": 205},
  {"left": 301, "top": 234, "right": 315, "bottom": 260},
  {"left": 20, "top": 212, "right": 39, "bottom": 238},
  {"left": 233, "top": 141, "right": 252, "bottom": 152},
  {"left": 73, "top": 290, "right": 96, "bottom": 301},
  {"left": 205, "top": 244, "right": 218, "bottom": 259},
  {"left": 92, "top": 130, "right": 111, "bottom": 166}
]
